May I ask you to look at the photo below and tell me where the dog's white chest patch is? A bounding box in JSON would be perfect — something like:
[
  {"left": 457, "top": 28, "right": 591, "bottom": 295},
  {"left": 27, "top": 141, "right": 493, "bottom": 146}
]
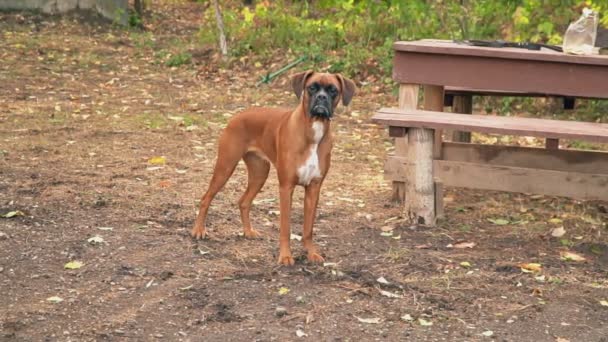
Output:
[{"left": 297, "top": 122, "right": 325, "bottom": 186}]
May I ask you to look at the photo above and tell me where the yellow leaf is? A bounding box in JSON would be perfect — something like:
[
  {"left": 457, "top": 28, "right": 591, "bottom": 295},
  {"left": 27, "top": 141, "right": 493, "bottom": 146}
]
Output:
[
  {"left": 548, "top": 218, "right": 563, "bottom": 224},
  {"left": 460, "top": 261, "right": 472, "bottom": 268},
  {"left": 64, "top": 261, "right": 84, "bottom": 270},
  {"left": 2, "top": 210, "right": 24, "bottom": 218},
  {"left": 599, "top": 300, "right": 608, "bottom": 307},
  {"left": 418, "top": 318, "right": 433, "bottom": 326},
  {"left": 148, "top": 156, "right": 166, "bottom": 165},
  {"left": 278, "top": 287, "right": 290, "bottom": 295},
  {"left": 519, "top": 263, "right": 542, "bottom": 272}
]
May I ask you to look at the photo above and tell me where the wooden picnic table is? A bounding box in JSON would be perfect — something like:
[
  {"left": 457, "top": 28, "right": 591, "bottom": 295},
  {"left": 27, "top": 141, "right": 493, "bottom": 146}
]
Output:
[{"left": 379, "top": 39, "right": 608, "bottom": 225}]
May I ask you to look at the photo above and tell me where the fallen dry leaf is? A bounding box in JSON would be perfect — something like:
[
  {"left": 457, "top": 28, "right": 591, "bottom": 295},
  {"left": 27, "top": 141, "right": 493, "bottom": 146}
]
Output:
[
  {"left": 415, "top": 244, "right": 432, "bottom": 249},
  {"left": 453, "top": 241, "right": 476, "bottom": 249},
  {"left": 64, "top": 261, "right": 84, "bottom": 270},
  {"left": 148, "top": 156, "right": 166, "bottom": 165},
  {"left": 519, "top": 263, "right": 542, "bottom": 273},
  {"left": 376, "top": 276, "right": 389, "bottom": 284},
  {"left": 418, "top": 318, "right": 433, "bottom": 326},
  {"left": 356, "top": 316, "right": 381, "bottom": 324},
  {"left": 379, "top": 289, "right": 402, "bottom": 298},
  {"left": 46, "top": 296, "right": 63, "bottom": 303},
  {"left": 551, "top": 227, "right": 566, "bottom": 238},
  {"left": 560, "top": 251, "right": 586, "bottom": 262}
]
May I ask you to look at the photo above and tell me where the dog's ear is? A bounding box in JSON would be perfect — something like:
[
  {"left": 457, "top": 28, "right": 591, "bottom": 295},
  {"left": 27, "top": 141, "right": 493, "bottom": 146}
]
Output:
[
  {"left": 291, "top": 70, "right": 314, "bottom": 100},
  {"left": 336, "top": 74, "right": 356, "bottom": 106}
]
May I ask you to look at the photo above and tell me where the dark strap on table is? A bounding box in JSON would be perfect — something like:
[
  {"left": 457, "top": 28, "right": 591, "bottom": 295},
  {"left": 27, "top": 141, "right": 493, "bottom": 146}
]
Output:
[{"left": 455, "top": 39, "right": 563, "bottom": 53}]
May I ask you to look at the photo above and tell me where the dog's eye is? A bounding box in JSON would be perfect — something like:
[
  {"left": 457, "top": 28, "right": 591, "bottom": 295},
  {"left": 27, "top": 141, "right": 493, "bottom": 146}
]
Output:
[
  {"left": 327, "top": 85, "right": 338, "bottom": 97},
  {"left": 307, "top": 83, "right": 319, "bottom": 93}
]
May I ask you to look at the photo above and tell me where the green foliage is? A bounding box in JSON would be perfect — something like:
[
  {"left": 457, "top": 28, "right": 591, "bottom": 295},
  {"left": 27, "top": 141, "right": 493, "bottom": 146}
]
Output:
[
  {"left": 199, "top": 1, "right": 607, "bottom": 77},
  {"left": 166, "top": 52, "right": 192, "bottom": 67},
  {"left": 129, "top": 12, "right": 143, "bottom": 28}
]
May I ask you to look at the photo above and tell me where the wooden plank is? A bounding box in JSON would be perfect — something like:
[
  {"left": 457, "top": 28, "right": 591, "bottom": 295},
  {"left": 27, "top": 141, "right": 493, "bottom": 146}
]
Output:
[
  {"left": 546, "top": 138, "right": 559, "bottom": 150},
  {"left": 373, "top": 109, "right": 608, "bottom": 143},
  {"left": 451, "top": 95, "right": 472, "bottom": 142},
  {"left": 386, "top": 159, "right": 608, "bottom": 201},
  {"left": 423, "top": 85, "right": 444, "bottom": 159},
  {"left": 392, "top": 83, "right": 419, "bottom": 202},
  {"left": 389, "top": 126, "right": 406, "bottom": 137},
  {"left": 440, "top": 142, "right": 608, "bottom": 174},
  {"left": 385, "top": 144, "right": 608, "bottom": 176},
  {"left": 393, "top": 40, "right": 608, "bottom": 67},
  {"left": 392, "top": 49, "right": 608, "bottom": 99}
]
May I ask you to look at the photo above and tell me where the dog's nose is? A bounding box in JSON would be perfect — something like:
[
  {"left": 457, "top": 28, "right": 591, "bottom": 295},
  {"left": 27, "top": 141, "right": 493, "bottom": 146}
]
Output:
[{"left": 316, "top": 93, "right": 328, "bottom": 101}]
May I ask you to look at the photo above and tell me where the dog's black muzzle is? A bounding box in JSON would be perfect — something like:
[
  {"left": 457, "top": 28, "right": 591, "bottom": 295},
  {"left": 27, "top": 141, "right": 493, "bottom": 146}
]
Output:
[{"left": 309, "top": 91, "right": 333, "bottom": 119}]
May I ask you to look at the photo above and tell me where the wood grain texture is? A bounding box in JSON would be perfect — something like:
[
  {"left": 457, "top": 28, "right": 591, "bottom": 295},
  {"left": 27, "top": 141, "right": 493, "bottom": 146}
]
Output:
[
  {"left": 440, "top": 142, "right": 608, "bottom": 174},
  {"left": 392, "top": 45, "right": 608, "bottom": 99},
  {"left": 423, "top": 85, "right": 444, "bottom": 159},
  {"left": 392, "top": 83, "right": 420, "bottom": 202},
  {"left": 386, "top": 158, "right": 608, "bottom": 201},
  {"left": 373, "top": 109, "right": 608, "bottom": 143},
  {"left": 393, "top": 40, "right": 608, "bottom": 66},
  {"left": 545, "top": 138, "right": 559, "bottom": 150},
  {"left": 451, "top": 95, "right": 472, "bottom": 143},
  {"left": 405, "top": 128, "right": 436, "bottom": 225}
]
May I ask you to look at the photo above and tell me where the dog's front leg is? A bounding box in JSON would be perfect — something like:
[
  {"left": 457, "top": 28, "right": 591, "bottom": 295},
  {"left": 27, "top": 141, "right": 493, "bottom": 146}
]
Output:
[
  {"left": 303, "top": 181, "right": 324, "bottom": 263},
  {"left": 277, "top": 184, "right": 295, "bottom": 265}
]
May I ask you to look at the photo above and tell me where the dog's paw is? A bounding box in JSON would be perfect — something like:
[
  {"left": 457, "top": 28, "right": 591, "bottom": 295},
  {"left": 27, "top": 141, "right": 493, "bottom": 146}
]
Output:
[
  {"left": 278, "top": 254, "right": 295, "bottom": 266},
  {"left": 191, "top": 226, "right": 207, "bottom": 240},
  {"left": 307, "top": 252, "right": 325, "bottom": 264},
  {"left": 243, "top": 228, "right": 262, "bottom": 239}
]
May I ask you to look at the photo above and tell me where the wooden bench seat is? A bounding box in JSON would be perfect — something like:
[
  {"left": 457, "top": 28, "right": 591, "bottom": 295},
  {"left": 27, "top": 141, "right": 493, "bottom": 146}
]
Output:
[
  {"left": 372, "top": 108, "right": 608, "bottom": 225},
  {"left": 374, "top": 108, "right": 608, "bottom": 143}
]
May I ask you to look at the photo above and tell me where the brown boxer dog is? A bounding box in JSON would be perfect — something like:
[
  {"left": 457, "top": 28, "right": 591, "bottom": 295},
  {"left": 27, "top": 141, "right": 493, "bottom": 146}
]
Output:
[{"left": 191, "top": 71, "right": 356, "bottom": 265}]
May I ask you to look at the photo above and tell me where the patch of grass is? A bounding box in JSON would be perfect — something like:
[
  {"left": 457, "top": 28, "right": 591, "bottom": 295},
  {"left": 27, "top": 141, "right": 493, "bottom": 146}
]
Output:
[
  {"left": 567, "top": 140, "right": 603, "bottom": 151},
  {"left": 77, "top": 52, "right": 102, "bottom": 67},
  {"left": 166, "top": 52, "right": 192, "bottom": 67},
  {"left": 383, "top": 247, "right": 410, "bottom": 262},
  {"left": 131, "top": 31, "right": 156, "bottom": 49},
  {"left": 137, "top": 112, "right": 168, "bottom": 129},
  {"left": 458, "top": 224, "right": 471, "bottom": 232},
  {"left": 183, "top": 114, "right": 204, "bottom": 128}
]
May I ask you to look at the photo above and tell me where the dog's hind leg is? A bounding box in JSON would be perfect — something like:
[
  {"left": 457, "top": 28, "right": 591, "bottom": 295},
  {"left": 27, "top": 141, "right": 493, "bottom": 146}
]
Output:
[
  {"left": 191, "top": 132, "right": 246, "bottom": 239},
  {"left": 238, "top": 152, "right": 271, "bottom": 238}
]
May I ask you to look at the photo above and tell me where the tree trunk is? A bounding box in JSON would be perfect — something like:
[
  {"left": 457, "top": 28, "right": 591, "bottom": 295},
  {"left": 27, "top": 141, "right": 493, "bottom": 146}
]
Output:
[
  {"left": 212, "top": 0, "right": 228, "bottom": 58},
  {"left": 134, "top": 0, "right": 144, "bottom": 17}
]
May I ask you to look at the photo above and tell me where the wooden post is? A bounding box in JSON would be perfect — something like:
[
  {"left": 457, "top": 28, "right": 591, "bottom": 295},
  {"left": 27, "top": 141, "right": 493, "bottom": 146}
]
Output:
[
  {"left": 423, "top": 85, "right": 445, "bottom": 159},
  {"left": 404, "top": 85, "right": 444, "bottom": 225},
  {"left": 391, "top": 84, "right": 419, "bottom": 202},
  {"left": 435, "top": 179, "right": 444, "bottom": 219},
  {"left": 546, "top": 138, "right": 559, "bottom": 150},
  {"left": 451, "top": 95, "right": 472, "bottom": 142},
  {"left": 405, "top": 128, "right": 435, "bottom": 225}
]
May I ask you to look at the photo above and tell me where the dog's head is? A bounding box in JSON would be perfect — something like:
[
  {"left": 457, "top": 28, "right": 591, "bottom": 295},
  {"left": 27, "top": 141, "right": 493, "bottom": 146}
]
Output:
[{"left": 291, "top": 71, "right": 356, "bottom": 120}]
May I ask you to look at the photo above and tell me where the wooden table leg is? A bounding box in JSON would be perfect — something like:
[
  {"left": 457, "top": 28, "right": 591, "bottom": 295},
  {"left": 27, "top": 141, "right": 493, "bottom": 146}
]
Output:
[
  {"left": 404, "top": 85, "right": 444, "bottom": 225},
  {"left": 451, "top": 95, "right": 472, "bottom": 142},
  {"left": 391, "top": 83, "right": 419, "bottom": 202},
  {"left": 423, "top": 85, "right": 445, "bottom": 159},
  {"left": 405, "top": 128, "right": 436, "bottom": 225}
]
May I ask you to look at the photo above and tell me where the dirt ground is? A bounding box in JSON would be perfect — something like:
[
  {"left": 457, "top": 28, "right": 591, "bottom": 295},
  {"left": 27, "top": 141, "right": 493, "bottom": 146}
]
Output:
[{"left": 1, "top": 3, "right": 608, "bottom": 342}]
